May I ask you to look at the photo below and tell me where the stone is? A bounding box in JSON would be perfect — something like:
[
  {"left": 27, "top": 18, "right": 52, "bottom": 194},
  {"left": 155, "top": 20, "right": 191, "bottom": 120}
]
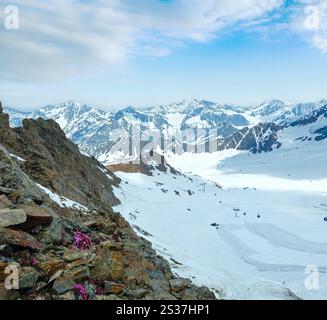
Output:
[
  {"left": 18, "top": 205, "right": 53, "bottom": 230},
  {"left": 148, "top": 270, "right": 165, "bottom": 280},
  {"left": 53, "top": 266, "right": 90, "bottom": 294},
  {"left": 13, "top": 250, "right": 31, "bottom": 265},
  {"left": 0, "top": 227, "right": 45, "bottom": 250},
  {"left": 53, "top": 291, "right": 75, "bottom": 300},
  {"left": 64, "top": 266, "right": 90, "bottom": 282},
  {"left": 0, "top": 286, "right": 20, "bottom": 300},
  {"left": 97, "top": 294, "right": 121, "bottom": 300},
  {"left": 102, "top": 222, "right": 117, "bottom": 235},
  {"left": 101, "top": 240, "right": 121, "bottom": 250},
  {"left": 0, "top": 101, "right": 10, "bottom": 129},
  {"left": 109, "top": 251, "right": 124, "bottom": 280},
  {"left": 169, "top": 278, "right": 191, "bottom": 292},
  {"left": 121, "top": 247, "right": 152, "bottom": 289},
  {"left": 52, "top": 277, "right": 75, "bottom": 295},
  {"left": 150, "top": 279, "right": 171, "bottom": 296},
  {"left": 0, "top": 196, "right": 13, "bottom": 209},
  {"left": 83, "top": 220, "right": 97, "bottom": 228},
  {"left": 156, "top": 292, "right": 178, "bottom": 300},
  {"left": 10, "top": 191, "right": 22, "bottom": 204},
  {"left": 131, "top": 288, "right": 150, "bottom": 299},
  {"left": 104, "top": 281, "right": 126, "bottom": 295},
  {"left": 170, "top": 289, "right": 184, "bottom": 299},
  {"left": 181, "top": 288, "right": 197, "bottom": 300},
  {"left": 48, "top": 270, "right": 64, "bottom": 283},
  {"left": 65, "top": 257, "right": 94, "bottom": 270},
  {"left": 63, "top": 248, "right": 92, "bottom": 262},
  {"left": 38, "top": 260, "right": 65, "bottom": 276},
  {"left": 0, "top": 187, "right": 15, "bottom": 195},
  {"left": 0, "top": 263, "right": 6, "bottom": 281},
  {"left": 35, "top": 281, "right": 47, "bottom": 291},
  {"left": 19, "top": 267, "right": 40, "bottom": 288},
  {"left": 0, "top": 209, "right": 27, "bottom": 227},
  {"left": 91, "top": 246, "right": 123, "bottom": 281},
  {"left": 195, "top": 286, "right": 216, "bottom": 300}
]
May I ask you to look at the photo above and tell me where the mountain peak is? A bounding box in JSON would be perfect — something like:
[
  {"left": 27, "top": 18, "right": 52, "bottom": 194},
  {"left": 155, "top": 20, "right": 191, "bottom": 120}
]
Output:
[
  {"left": 252, "top": 99, "right": 288, "bottom": 117},
  {"left": 60, "top": 100, "right": 79, "bottom": 107},
  {"left": 259, "top": 99, "right": 287, "bottom": 107}
]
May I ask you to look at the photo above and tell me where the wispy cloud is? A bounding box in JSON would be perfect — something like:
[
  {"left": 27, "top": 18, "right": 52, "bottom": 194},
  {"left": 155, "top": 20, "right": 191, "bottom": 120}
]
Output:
[
  {"left": 0, "top": 0, "right": 284, "bottom": 82},
  {"left": 291, "top": 0, "right": 327, "bottom": 53}
]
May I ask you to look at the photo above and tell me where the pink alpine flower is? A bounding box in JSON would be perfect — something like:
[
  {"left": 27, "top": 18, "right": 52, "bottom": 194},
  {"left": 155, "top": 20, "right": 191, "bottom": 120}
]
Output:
[
  {"left": 73, "top": 284, "right": 88, "bottom": 300},
  {"left": 73, "top": 231, "right": 92, "bottom": 250}
]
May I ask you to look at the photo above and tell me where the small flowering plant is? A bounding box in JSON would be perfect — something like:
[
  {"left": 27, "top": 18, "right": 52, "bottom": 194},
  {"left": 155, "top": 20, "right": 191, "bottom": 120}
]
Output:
[
  {"left": 73, "top": 284, "right": 88, "bottom": 300},
  {"left": 73, "top": 280, "right": 102, "bottom": 300},
  {"left": 73, "top": 231, "right": 92, "bottom": 250}
]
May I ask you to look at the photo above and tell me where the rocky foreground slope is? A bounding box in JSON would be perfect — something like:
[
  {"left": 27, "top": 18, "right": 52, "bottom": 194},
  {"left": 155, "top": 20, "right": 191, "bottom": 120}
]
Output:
[{"left": 0, "top": 101, "right": 214, "bottom": 300}]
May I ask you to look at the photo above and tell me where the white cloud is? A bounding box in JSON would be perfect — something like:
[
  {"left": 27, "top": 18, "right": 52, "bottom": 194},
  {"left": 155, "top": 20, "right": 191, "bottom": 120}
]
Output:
[
  {"left": 0, "top": 0, "right": 284, "bottom": 82},
  {"left": 291, "top": 0, "right": 327, "bottom": 53}
]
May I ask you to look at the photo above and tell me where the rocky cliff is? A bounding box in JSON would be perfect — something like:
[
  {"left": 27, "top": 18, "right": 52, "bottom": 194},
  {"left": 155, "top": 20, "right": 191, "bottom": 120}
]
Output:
[{"left": 0, "top": 101, "right": 215, "bottom": 300}]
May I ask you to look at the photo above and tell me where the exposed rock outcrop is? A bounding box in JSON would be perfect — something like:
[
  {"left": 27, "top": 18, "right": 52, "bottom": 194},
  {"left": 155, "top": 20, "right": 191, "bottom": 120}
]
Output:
[
  {"left": 0, "top": 114, "right": 119, "bottom": 212},
  {"left": 0, "top": 209, "right": 26, "bottom": 227},
  {"left": 219, "top": 122, "right": 282, "bottom": 153},
  {"left": 0, "top": 101, "right": 215, "bottom": 300},
  {"left": 0, "top": 101, "right": 9, "bottom": 129}
]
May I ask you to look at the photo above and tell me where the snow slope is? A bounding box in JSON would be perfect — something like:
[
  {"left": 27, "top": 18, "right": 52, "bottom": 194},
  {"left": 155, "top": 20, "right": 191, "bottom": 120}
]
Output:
[
  {"left": 167, "top": 118, "right": 327, "bottom": 188},
  {"left": 114, "top": 163, "right": 327, "bottom": 300},
  {"left": 36, "top": 183, "right": 90, "bottom": 213},
  {"left": 114, "top": 127, "right": 327, "bottom": 300}
]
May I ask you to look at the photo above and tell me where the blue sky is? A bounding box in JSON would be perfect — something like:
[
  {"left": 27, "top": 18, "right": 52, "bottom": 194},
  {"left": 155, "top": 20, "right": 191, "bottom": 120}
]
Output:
[{"left": 1, "top": 0, "right": 327, "bottom": 110}]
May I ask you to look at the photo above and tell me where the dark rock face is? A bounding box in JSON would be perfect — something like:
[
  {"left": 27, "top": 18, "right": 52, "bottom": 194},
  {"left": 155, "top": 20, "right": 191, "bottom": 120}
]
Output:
[
  {"left": 17, "top": 205, "right": 54, "bottom": 230},
  {"left": 0, "top": 227, "right": 45, "bottom": 250},
  {"left": 288, "top": 104, "right": 327, "bottom": 142},
  {"left": 220, "top": 123, "right": 281, "bottom": 153},
  {"left": 314, "top": 126, "right": 327, "bottom": 141},
  {"left": 0, "top": 101, "right": 215, "bottom": 301},
  {"left": 290, "top": 105, "right": 327, "bottom": 127},
  {"left": 0, "top": 101, "right": 10, "bottom": 129},
  {"left": 0, "top": 115, "right": 119, "bottom": 212}
]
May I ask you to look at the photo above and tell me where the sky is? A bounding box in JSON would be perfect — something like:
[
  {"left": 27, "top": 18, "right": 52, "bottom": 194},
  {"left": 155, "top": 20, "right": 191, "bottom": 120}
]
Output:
[{"left": 0, "top": 0, "right": 327, "bottom": 111}]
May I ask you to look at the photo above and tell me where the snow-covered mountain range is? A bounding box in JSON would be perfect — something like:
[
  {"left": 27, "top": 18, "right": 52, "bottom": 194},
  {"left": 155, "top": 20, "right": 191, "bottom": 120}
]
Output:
[{"left": 5, "top": 99, "right": 327, "bottom": 164}]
